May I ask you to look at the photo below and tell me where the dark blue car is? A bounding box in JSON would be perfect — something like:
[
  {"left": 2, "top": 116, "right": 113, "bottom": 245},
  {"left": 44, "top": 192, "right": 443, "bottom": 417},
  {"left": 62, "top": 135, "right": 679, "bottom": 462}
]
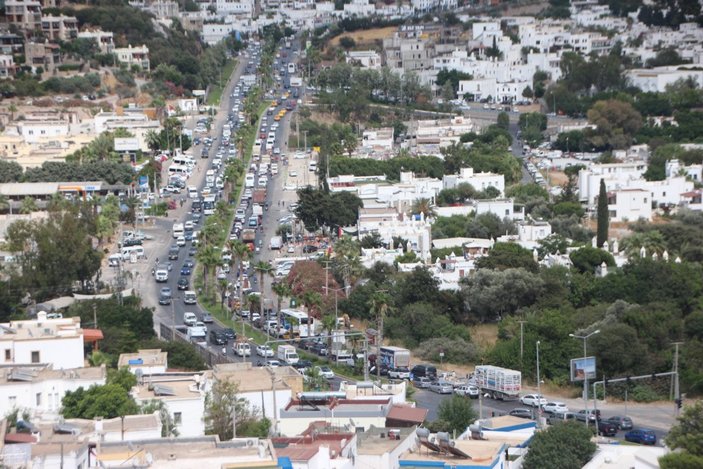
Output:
[
  {"left": 180, "top": 266, "right": 192, "bottom": 276},
  {"left": 624, "top": 429, "right": 657, "bottom": 445}
]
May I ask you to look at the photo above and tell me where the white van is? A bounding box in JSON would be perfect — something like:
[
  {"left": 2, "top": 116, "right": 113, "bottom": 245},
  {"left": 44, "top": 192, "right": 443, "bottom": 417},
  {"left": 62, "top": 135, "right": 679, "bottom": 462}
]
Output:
[
  {"left": 173, "top": 222, "right": 184, "bottom": 239},
  {"left": 168, "top": 164, "right": 190, "bottom": 176},
  {"left": 108, "top": 254, "right": 122, "bottom": 267},
  {"left": 173, "top": 155, "right": 195, "bottom": 168},
  {"left": 121, "top": 246, "right": 145, "bottom": 260},
  {"left": 245, "top": 174, "right": 255, "bottom": 188},
  {"left": 308, "top": 162, "right": 317, "bottom": 172},
  {"left": 188, "top": 186, "right": 198, "bottom": 199}
]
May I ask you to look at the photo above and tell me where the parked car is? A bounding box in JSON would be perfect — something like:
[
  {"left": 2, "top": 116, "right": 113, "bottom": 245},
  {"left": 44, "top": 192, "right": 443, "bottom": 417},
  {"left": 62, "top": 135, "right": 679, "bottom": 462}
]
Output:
[
  {"left": 429, "top": 381, "right": 453, "bottom": 394},
  {"left": 454, "top": 385, "right": 480, "bottom": 399},
  {"left": 543, "top": 402, "right": 569, "bottom": 414},
  {"left": 509, "top": 408, "right": 534, "bottom": 419},
  {"left": 547, "top": 412, "right": 576, "bottom": 425},
  {"left": 520, "top": 394, "right": 548, "bottom": 407},
  {"left": 574, "top": 409, "right": 601, "bottom": 423},
  {"left": 388, "top": 367, "right": 411, "bottom": 379},
  {"left": 624, "top": 429, "right": 657, "bottom": 445},
  {"left": 411, "top": 364, "right": 437, "bottom": 380},
  {"left": 597, "top": 420, "right": 619, "bottom": 437},
  {"left": 413, "top": 376, "right": 432, "bottom": 388},
  {"left": 606, "top": 416, "right": 633, "bottom": 430}
]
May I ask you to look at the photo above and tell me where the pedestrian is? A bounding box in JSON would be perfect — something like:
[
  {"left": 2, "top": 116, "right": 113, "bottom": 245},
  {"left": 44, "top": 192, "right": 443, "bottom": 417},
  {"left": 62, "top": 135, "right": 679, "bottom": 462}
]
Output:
[{"left": 222, "top": 346, "right": 227, "bottom": 355}]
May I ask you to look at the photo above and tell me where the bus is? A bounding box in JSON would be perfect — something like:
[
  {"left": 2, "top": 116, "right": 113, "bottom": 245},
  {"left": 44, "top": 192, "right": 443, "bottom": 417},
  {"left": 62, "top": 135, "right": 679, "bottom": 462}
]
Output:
[
  {"left": 280, "top": 309, "right": 316, "bottom": 338},
  {"left": 287, "top": 63, "right": 296, "bottom": 74},
  {"left": 203, "top": 195, "right": 216, "bottom": 215}
]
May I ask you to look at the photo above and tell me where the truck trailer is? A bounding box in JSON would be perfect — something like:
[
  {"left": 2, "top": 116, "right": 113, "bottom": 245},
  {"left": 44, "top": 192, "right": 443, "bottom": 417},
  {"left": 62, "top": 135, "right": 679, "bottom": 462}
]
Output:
[{"left": 474, "top": 365, "right": 521, "bottom": 400}]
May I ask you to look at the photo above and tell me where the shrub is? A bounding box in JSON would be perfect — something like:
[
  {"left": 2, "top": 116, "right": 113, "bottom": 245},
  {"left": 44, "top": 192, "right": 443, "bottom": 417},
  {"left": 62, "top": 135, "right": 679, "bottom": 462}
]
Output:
[{"left": 414, "top": 337, "right": 481, "bottom": 365}]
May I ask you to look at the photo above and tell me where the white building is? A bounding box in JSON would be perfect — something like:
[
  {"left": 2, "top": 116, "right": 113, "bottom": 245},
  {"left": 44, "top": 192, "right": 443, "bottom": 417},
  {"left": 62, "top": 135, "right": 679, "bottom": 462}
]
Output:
[
  {"left": 517, "top": 219, "right": 552, "bottom": 242},
  {"left": 458, "top": 77, "right": 532, "bottom": 104},
  {"left": 474, "top": 198, "right": 525, "bottom": 221},
  {"left": 117, "top": 349, "right": 168, "bottom": 375},
  {"left": 607, "top": 188, "right": 652, "bottom": 221},
  {"left": 358, "top": 208, "right": 433, "bottom": 261},
  {"left": 77, "top": 29, "right": 114, "bottom": 54},
  {"left": 114, "top": 44, "right": 150, "bottom": 71},
  {"left": 362, "top": 127, "right": 394, "bottom": 151},
  {"left": 16, "top": 120, "right": 70, "bottom": 144},
  {"left": 1, "top": 312, "right": 86, "bottom": 369},
  {"left": 443, "top": 167, "right": 505, "bottom": 196},
  {"left": 578, "top": 162, "right": 648, "bottom": 205},
  {"left": 626, "top": 66, "right": 703, "bottom": 93},
  {"left": 202, "top": 22, "right": 237, "bottom": 45},
  {"left": 0, "top": 365, "right": 106, "bottom": 420},
  {"left": 346, "top": 50, "right": 382, "bottom": 69}
]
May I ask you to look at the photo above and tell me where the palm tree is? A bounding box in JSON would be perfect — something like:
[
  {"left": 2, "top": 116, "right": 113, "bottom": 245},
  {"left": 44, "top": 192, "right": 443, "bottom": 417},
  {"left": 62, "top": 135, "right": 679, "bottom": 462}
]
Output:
[
  {"left": 8, "top": 103, "right": 17, "bottom": 121},
  {"left": 229, "top": 240, "right": 250, "bottom": 334},
  {"left": 19, "top": 197, "right": 37, "bottom": 214},
  {"left": 254, "top": 260, "right": 273, "bottom": 318},
  {"left": 368, "top": 291, "right": 390, "bottom": 380},
  {"left": 197, "top": 244, "right": 221, "bottom": 299},
  {"left": 333, "top": 236, "right": 362, "bottom": 290},
  {"left": 320, "top": 313, "right": 337, "bottom": 359},
  {"left": 410, "top": 198, "right": 436, "bottom": 219},
  {"left": 271, "top": 281, "right": 291, "bottom": 317},
  {"left": 623, "top": 231, "right": 666, "bottom": 258},
  {"left": 145, "top": 130, "right": 162, "bottom": 153}
]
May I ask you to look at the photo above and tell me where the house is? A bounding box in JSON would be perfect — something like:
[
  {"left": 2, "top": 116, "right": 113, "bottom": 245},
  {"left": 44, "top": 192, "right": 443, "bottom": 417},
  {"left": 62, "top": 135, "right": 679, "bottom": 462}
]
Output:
[
  {"left": 362, "top": 128, "right": 394, "bottom": 152},
  {"left": 278, "top": 395, "right": 393, "bottom": 436},
  {"left": 0, "top": 365, "right": 106, "bottom": 420},
  {"left": 583, "top": 442, "right": 668, "bottom": 468},
  {"left": 517, "top": 219, "right": 552, "bottom": 242},
  {"left": 427, "top": 253, "right": 478, "bottom": 290},
  {"left": 208, "top": 362, "right": 301, "bottom": 430},
  {"left": 399, "top": 432, "right": 509, "bottom": 469},
  {"left": 680, "top": 189, "right": 703, "bottom": 212},
  {"left": 202, "top": 21, "right": 237, "bottom": 45},
  {"left": 129, "top": 0, "right": 180, "bottom": 19},
  {"left": 356, "top": 426, "right": 419, "bottom": 469},
  {"left": 346, "top": 50, "right": 382, "bottom": 69},
  {"left": 131, "top": 374, "right": 207, "bottom": 438},
  {"left": 41, "top": 15, "right": 78, "bottom": 41},
  {"left": 1, "top": 312, "right": 87, "bottom": 369},
  {"left": 607, "top": 188, "right": 652, "bottom": 222},
  {"left": 272, "top": 424, "right": 358, "bottom": 468},
  {"left": 578, "top": 162, "right": 647, "bottom": 205},
  {"left": 0, "top": 55, "right": 17, "bottom": 78},
  {"left": 114, "top": 44, "right": 150, "bottom": 71},
  {"left": 77, "top": 29, "right": 115, "bottom": 54},
  {"left": 443, "top": 167, "right": 505, "bottom": 196},
  {"left": 626, "top": 65, "right": 703, "bottom": 93},
  {"left": 358, "top": 209, "right": 433, "bottom": 261},
  {"left": 474, "top": 198, "right": 525, "bottom": 221},
  {"left": 117, "top": 349, "right": 168, "bottom": 375},
  {"left": 24, "top": 41, "right": 62, "bottom": 74},
  {"left": 5, "top": 0, "right": 43, "bottom": 30},
  {"left": 339, "top": 379, "right": 409, "bottom": 405}
]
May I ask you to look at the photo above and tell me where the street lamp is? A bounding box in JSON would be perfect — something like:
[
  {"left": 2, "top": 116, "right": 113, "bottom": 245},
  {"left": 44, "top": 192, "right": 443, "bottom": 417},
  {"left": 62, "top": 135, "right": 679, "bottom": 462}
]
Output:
[
  {"left": 569, "top": 330, "right": 600, "bottom": 427},
  {"left": 536, "top": 340, "right": 542, "bottom": 426}
]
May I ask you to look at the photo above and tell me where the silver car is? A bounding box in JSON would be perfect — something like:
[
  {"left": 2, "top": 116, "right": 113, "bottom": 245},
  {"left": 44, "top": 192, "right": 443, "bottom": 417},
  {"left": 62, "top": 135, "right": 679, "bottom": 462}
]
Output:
[
  {"left": 429, "top": 380, "right": 454, "bottom": 394},
  {"left": 413, "top": 377, "right": 432, "bottom": 388}
]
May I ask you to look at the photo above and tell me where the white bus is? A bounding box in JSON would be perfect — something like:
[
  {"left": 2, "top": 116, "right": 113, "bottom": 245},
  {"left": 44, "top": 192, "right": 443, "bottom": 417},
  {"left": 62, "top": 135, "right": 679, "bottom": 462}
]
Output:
[
  {"left": 168, "top": 164, "right": 191, "bottom": 176},
  {"left": 172, "top": 222, "right": 184, "bottom": 239},
  {"left": 203, "top": 195, "right": 216, "bottom": 215},
  {"left": 280, "top": 309, "right": 316, "bottom": 338}
]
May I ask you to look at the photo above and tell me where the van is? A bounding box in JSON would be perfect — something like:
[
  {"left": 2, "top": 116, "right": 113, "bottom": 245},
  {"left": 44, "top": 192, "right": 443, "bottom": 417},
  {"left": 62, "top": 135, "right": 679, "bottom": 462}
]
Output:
[
  {"left": 168, "top": 164, "right": 190, "bottom": 176},
  {"left": 173, "top": 156, "right": 195, "bottom": 168},
  {"left": 155, "top": 265, "right": 169, "bottom": 282},
  {"left": 235, "top": 342, "right": 251, "bottom": 357},
  {"left": 183, "top": 291, "right": 197, "bottom": 305},
  {"left": 411, "top": 364, "right": 437, "bottom": 379},
  {"left": 308, "top": 162, "right": 317, "bottom": 172},
  {"left": 188, "top": 186, "right": 198, "bottom": 199},
  {"left": 108, "top": 254, "right": 122, "bottom": 267},
  {"left": 245, "top": 174, "right": 255, "bottom": 188},
  {"left": 172, "top": 223, "right": 184, "bottom": 239},
  {"left": 121, "top": 246, "right": 145, "bottom": 260}
]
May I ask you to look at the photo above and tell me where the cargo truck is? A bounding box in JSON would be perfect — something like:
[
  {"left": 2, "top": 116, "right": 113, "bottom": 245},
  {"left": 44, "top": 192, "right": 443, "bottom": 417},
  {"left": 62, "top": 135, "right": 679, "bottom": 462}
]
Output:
[
  {"left": 277, "top": 344, "right": 299, "bottom": 365},
  {"left": 269, "top": 236, "right": 283, "bottom": 250},
  {"left": 187, "top": 322, "right": 207, "bottom": 342},
  {"left": 252, "top": 188, "right": 267, "bottom": 205},
  {"left": 242, "top": 229, "right": 256, "bottom": 248},
  {"left": 379, "top": 346, "right": 411, "bottom": 370},
  {"left": 474, "top": 365, "right": 521, "bottom": 400}
]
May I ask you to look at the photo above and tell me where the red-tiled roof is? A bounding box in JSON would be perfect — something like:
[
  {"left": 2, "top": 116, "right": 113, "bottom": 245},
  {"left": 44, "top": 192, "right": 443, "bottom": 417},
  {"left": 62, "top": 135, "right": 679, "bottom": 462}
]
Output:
[
  {"left": 386, "top": 405, "right": 428, "bottom": 424},
  {"left": 5, "top": 433, "right": 37, "bottom": 444},
  {"left": 82, "top": 328, "right": 104, "bottom": 341}
]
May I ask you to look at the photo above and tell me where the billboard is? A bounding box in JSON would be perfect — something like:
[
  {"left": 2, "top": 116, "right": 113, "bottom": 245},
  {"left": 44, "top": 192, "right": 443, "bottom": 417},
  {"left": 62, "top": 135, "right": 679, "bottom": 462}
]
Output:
[
  {"left": 570, "top": 356, "right": 596, "bottom": 381},
  {"left": 114, "top": 137, "right": 140, "bottom": 152}
]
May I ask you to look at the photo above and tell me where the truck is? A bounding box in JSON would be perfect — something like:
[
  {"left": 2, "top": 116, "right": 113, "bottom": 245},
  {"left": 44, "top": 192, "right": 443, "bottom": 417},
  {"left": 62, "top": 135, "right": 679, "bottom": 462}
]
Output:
[
  {"left": 277, "top": 344, "right": 299, "bottom": 365},
  {"left": 289, "top": 76, "right": 302, "bottom": 88},
  {"left": 379, "top": 346, "right": 411, "bottom": 370},
  {"left": 242, "top": 229, "right": 256, "bottom": 247},
  {"left": 187, "top": 322, "right": 207, "bottom": 342},
  {"left": 269, "top": 236, "right": 283, "bottom": 250},
  {"left": 252, "top": 188, "right": 267, "bottom": 205},
  {"left": 252, "top": 205, "right": 263, "bottom": 218},
  {"left": 474, "top": 365, "right": 521, "bottom": 400}
]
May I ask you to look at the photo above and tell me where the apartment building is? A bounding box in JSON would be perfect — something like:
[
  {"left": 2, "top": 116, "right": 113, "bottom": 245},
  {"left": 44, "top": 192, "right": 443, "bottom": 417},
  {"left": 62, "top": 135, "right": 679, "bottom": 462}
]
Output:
[
  {"left": 607, "top": 188, "right": 653, "bottom": 222},
  {"left": 1, "top": 312, "right": 86, "bottom": 369},
  {"left": 0, "top": 31, "right": 25, "bottom": 55},
  {"left": 114, "top": 44, "right": 150, "bottom": 71},
  {"left": 25, "top": 41, "right": 61, "bottom": 73},
  {"left": 0, "top": 55, "right": 17, "bottom": 78},
  {"left": 5, "top": 0, "right": 43, "bottom": 31},
  {"left": 443, "top": 167, "right": 505, "bottom": 196},
  {"left": 77, "top": 29, "right": 115, "bottom": 54},
  {"left": 627, "top": 65, "right": 703, "bottom": 93},
  {"left": 41, "top": 15, "right": 78, "bottom": 41},
  {"left": 345, "top": 50, "right": 382, "bottom": 69}
]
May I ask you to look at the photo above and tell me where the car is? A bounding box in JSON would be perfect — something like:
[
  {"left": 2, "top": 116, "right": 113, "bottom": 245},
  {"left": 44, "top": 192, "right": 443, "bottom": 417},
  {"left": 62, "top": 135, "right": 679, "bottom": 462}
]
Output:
[
  {"left": 574, "top": 409, "right": 601, "bottom": 423},
  {"left": 202, "top": 313, "right": 214, "bottom": 323},
  {"left": 454, "top": 385, "right": 480, "bottom": 399},
  {"left": 509, "top": 408, "right": 534, "bottom": 419},
  {"left": 547, "top": 412, "right": 576, "bottom": 425},
  {"left": 158, "top": 294, "right": 171, "bottom": 305},
  {"left": 292, "top": 359, "right": 313, "bottom": 372},
  {"left": 310, "top": 343, "right": 328, "bottom": 356},
  {"left": 222, "top": 328, "right": 236, "bottom": 341},
  {"left": 160, "top": 287, "right": 172, "bottom": 297},
  {"left": 256, "top": 344, "right": 274, "bottom": 357},
  {"left": 413, "top": 376, "right": 432, "bottom": 388},
  {"left": 597, "top": 420, "right": 618, "bottom": 437},
  {"left": 429, "top": 380, "right": 454, "bottom": 394},
  {"left": 188, "top": 247, "right": 197, "bottom": 256},
  {"left": 520, "top": 394, "right": 548, "bottom": 407},
  {"left": 209, "top": 330, "right": 226, "bottom": 345},
  {"left": 624, "top": 429, "right": 657, "bottom": 445},
  {"left": 302, "top": 245, "right": 318, "bottom": 253},
  {"left": 180, "top": 266, "right": 192, "bottom": 276},
  {"left": 289, "top": 170, "right": 298, "bottom": 177},
  {"left": 183, "top": 312, "right": 197, "bottom": 326},
  {"left": 388, "top": 367, "right": 411, "bottom": 379},
  {"left": 287, "top": 245, "right": 295, "bottom": 253},
  {"left": 266, "top": 359, "right": 281, "bottom": 367},
  {"left": 542, "top": 402, "right": 569, "bottom": 414},
  {"left": 177, "top": 277, "right": 189, "bottom": 290},
  {"left": 317, "top": 366, "right": 334, "bottom": 379},
  {"left": 606, "top": 416, "right": 633, "bottom": 430}
]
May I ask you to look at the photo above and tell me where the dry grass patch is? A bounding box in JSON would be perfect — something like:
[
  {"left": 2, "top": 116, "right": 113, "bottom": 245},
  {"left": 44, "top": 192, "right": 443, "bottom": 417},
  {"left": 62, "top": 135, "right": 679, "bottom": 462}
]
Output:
[{"left": 329, "top": 26, "right": 397, "bottom": 48}]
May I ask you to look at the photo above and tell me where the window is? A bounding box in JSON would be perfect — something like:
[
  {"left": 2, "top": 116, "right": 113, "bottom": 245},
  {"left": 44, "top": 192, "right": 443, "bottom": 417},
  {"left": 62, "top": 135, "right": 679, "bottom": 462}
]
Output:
[
  {"left": 36, "top": 393, "right": 41, "bottom": 406},
  {"left": 173, "top": 412, "right": 182, "bottom": 425},
  {"left": 4, "top": 349, "right": 10, "bottom": 362},
  {"left": 31, "top": 351, "right": 40, "bottom": 363}
]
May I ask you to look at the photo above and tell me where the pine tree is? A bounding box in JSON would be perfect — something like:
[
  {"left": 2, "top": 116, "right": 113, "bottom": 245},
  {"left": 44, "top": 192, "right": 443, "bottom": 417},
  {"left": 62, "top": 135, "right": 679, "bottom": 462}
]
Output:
[{"left": 596, "top": 179, "right": 609, "bottom": 247}]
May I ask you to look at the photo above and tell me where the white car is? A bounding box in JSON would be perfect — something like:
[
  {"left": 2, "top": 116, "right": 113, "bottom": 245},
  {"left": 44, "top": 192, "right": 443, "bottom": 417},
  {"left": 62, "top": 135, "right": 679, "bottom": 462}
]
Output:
[
  {"left": 183, "top": 312, "right": 197, "bottom": 326},
  {"left": 454, "top": 385, "right": 480, "bottom": 399},
  {"left": 289, "top": 170, "right": 298, "bottom": 177},
  {"left": 266, "top": 359, "right": 281, "bottom": 367},
  {"left": 543, "top": 402, "right": 569, "bottom": 414},
  {"left": 316, "top": 366, "right": 335, "bottom": 379},
  {"left": 287, "top": 245, "right": 295, "bottom": 253},
  {"left": 520, "top": 394, "right": 548, "bottom": 407},
  {"left": 256, "top": 344, "right": 274, "bottom": 357}
]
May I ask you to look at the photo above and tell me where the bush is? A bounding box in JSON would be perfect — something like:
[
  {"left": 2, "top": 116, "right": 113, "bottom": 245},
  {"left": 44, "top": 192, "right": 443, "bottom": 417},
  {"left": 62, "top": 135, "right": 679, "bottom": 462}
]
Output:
[
  {"left": 414, "top": 337, "right": 481, "bottom": 365},
  {"left": 630, "top": 384, "right": 662, "bottom": 403}
]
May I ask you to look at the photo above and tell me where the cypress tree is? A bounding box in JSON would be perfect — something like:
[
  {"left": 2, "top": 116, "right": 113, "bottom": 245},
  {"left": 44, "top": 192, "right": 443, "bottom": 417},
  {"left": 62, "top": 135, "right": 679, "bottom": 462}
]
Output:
[{"left": 596, "top": 178, "right": 609, "bottom": 247}]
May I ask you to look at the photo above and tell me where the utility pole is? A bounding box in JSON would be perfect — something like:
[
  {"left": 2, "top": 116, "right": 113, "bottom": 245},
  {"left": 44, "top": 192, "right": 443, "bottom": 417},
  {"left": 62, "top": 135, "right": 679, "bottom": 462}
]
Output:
[
  {"left": 322, "top": 260, "right": 331, "bottom": 296},
  {"left": 93, "top": 304, "right": 97, "bottom": 329},
  {"left": 518, "top": 320, "right": 526, "bottom": 367},
  {"left": 232, "top": 401, "right": 237, "bottom": 439},
  {"left": 672, "top": 341, "right": 683, "bottom": 412},
  {"left": 375, "top": 289, "right": 388, "bottom": 381}
]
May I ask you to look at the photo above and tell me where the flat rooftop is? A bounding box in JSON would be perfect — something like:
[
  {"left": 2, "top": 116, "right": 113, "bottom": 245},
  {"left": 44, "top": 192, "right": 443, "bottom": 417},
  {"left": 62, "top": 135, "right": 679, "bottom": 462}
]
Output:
[
  {"left": 117, "top": 349, "right": 168, "bottom": 369},
  {"left": 1, "top": 315, "right": 83, "bottom": 341},
  {"left": 357, "top": 426, "right": 416, "bottom": 456},
  {"left": 0, "top": 364, "right": 105, "bottom": 386},
  {"left": 210, "top": 363, "right": 294, "bottom": 393},
  {"left": 403, "top": 438, "right": 505, "bottom": 465},
  {"left": 133, "top": 376, "right": 203, "bottom": 401}
]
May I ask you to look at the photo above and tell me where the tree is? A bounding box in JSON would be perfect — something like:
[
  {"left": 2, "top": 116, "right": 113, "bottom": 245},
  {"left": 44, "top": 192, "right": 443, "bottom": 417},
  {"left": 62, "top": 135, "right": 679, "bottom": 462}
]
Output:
[
  {"left": 254, "top": 261, "right": 273, "bottom": 317},
  {"left": 19, "top": 197, "right": 37, "bottom": 214},
  {"left": 586, "top": 100, "right": 643, "bottom": 150},
  {"left": 496, "top": 111, "right": 510, "bottom": 130},
  {"left": 204, "top": 379, "right": 270, "bottom": 439},
  {"left": 369, "top": 291, "right": 390, "bottom": 379},
  {"left": 522, "top": 86, "right": 534, "bottom": 99},
  {"left": 410, "top": 198, "right": 435, "bottom": 219},
  {"left": 433, "top": 395, "right": 478, "bottom": 434},
  {"left": 596, "top": 179, "right": 609, "bottom": 247},
  {"left": 360, "top": 232, "right": 384, "bottom": 249},
  {"left": 272, "top": 281, "right": 291, "bottom": 315},
  {"left": 476, "top": 243, "right": 539, "bottom": 273},
  {"left": 569, "top": 246, "right": 615, "bottom": 274},
  {"left": 523, "top": 422, "right": 596, "bottom": 469},
  {"left": 197, "top": 244, "right": 220, "bottom": 299},
  {"left": 461, "top": 268, "right": 544, "bottom": 322},
  {"left": 659, "top": 401, "right": 703, "bottom": 468}
]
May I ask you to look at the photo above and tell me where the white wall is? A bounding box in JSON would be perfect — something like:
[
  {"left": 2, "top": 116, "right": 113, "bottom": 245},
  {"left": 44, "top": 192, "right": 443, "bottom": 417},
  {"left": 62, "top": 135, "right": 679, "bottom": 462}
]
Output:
[
  {"left": 241, "top": 388, "right": 292, "bottom": 422},
  {"left": 7, "top": 335, "right": 84, "bottom": 369}
]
